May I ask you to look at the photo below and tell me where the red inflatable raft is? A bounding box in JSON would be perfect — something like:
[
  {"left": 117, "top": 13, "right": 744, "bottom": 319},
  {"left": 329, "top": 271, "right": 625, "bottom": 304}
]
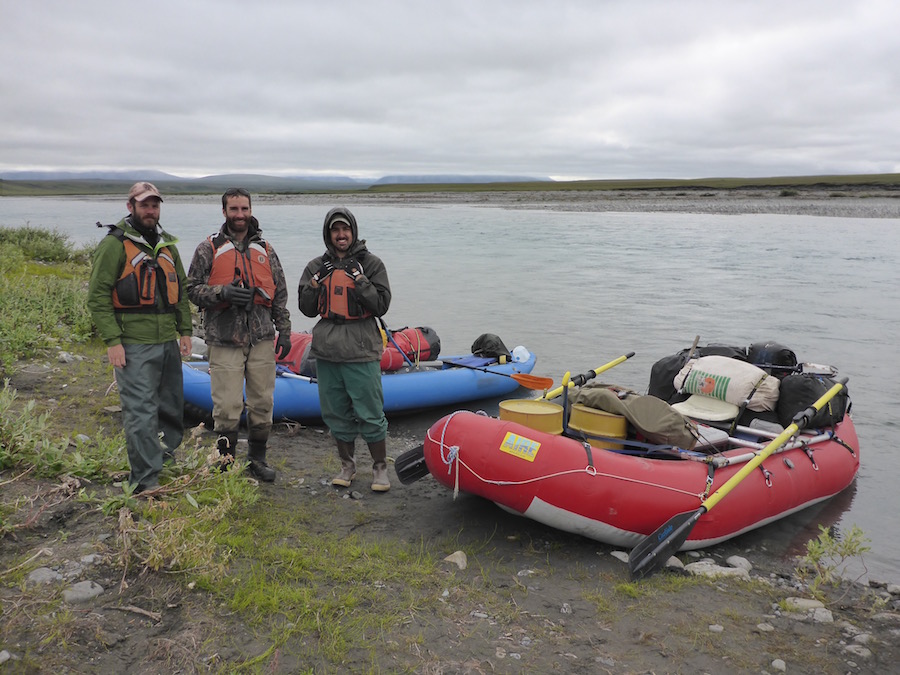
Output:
[{"left": 420, "top": 409, "right": 859, "bottom": 550}]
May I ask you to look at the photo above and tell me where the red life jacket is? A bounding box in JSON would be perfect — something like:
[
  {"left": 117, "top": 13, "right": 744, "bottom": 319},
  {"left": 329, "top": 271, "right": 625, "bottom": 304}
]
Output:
[
  {"left": 317, "top": 270, "right": 373, "bottom": 321},
  {"left": 207, "top": 234, "right": 276, "bottom": 306},
  {"left": 111, "top": 236, "right": 181, "bottom": 312}
]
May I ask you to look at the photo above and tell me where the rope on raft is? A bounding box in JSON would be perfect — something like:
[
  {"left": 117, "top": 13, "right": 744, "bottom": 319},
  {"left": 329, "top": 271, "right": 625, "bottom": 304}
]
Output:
[
  {"left": 429, "top": 414, "right": 704, "bottom": 502},
  {"left": 391, "top": 328, "right": 426, "bottom": 368}
]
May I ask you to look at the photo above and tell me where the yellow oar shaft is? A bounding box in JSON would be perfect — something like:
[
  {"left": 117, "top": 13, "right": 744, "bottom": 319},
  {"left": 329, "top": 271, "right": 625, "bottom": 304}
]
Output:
[
  {"left": 701, "top": 379, "right": 847, "bottom": 512},
  {"left": 541, "top": 352, "right": 634, "bottom": 400}
]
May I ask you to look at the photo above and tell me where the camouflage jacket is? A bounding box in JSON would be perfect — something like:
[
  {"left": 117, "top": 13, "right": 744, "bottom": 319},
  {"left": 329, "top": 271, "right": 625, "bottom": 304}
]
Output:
[{"left": 186, "top": 220, "right": 291, "bottom": 347}]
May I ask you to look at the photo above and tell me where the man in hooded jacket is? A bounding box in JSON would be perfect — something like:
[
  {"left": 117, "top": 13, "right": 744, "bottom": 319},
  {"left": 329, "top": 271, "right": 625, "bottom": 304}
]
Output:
[
  {"left": 298, "top": 207, "right": 393, "bottom": 491},
  {"left": 186, "top": 188, "right": 292, "bottom": 481}
]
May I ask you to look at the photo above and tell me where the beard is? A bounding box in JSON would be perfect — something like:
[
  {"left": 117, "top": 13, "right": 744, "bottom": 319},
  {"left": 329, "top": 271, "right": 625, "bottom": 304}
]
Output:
[
  {"left": 225, "top": 215, "right": 250, "bottom": 235},
  {"left": 132, "top": 213, "right": 159, "bottom": 232}
]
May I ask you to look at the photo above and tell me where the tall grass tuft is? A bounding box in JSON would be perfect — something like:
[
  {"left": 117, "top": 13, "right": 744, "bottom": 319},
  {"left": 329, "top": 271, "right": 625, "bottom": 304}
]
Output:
[
  {"left": 0, "top": 226, "right": 95, "bottom": 369},
  {"left": 0, "top": 379, "right": 129, "bottom": 477}
]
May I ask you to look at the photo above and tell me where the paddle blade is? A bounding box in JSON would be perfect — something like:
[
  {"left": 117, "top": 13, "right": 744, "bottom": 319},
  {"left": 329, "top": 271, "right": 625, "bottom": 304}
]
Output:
[
  {"left": 628, "top": 507, "right": 706, "bottom": 580},
  {"left": 511, "top": 372, "right": 555, "bottom": 390}
]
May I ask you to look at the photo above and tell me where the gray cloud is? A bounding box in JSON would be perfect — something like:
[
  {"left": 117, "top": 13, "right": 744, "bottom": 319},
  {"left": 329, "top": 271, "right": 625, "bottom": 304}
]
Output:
[{"left": 3, "top": 0, "right": 898, "bottom": 179}]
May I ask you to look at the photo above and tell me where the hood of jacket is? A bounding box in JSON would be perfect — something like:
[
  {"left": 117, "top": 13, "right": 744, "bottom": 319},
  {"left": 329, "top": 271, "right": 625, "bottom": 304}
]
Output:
[{"left": 322, "top": 207, "right": 366, "bottom": 257}]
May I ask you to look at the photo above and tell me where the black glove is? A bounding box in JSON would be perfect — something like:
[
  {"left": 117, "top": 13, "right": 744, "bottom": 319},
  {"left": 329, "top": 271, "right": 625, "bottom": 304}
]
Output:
[
  {"left": 221, "top": 284, "right": 254, "bottom": 307},
  {"left": 343, "top": 258, "right": 363, "bottom": 279},
  {"left": 275, "top": 333, "right": 292, "bottom": 360},
  {"left": 312, "top": 259, "right": 335, "bottom": 282}
]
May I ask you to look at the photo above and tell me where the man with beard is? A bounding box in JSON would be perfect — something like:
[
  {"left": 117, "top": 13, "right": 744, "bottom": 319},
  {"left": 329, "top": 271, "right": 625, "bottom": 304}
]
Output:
[
  {"left": 88, "top": 182, "right": 193, "bottom": 494},
  {"left": 298, "top": 207, "right": 393, "bottom": 491},
  {"left": 186, "top": 188, "right": 292, "bottom": 482}
]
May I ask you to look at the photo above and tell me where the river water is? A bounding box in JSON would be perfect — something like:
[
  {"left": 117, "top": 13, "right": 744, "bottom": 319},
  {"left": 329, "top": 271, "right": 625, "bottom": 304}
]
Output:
[{"left": 3, "top": 195, "right": 899, "bottom": 582}]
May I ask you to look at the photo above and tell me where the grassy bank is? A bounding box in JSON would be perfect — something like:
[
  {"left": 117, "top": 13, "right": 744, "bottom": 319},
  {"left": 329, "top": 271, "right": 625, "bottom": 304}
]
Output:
[{"left": 0, "top": 227, "right": 95, "bottom": 371}]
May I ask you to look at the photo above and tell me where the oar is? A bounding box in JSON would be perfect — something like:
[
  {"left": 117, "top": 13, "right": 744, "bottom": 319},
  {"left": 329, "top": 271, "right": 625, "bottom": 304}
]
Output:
[
  {"left": 628, "top": 377, "right": 849, "bottom": 580},
  {"left": 541, "top": 352, "right": 636, "bottom": 400},
  {"left": 276, "top": 365, "right": 316, "bottom": 383},
  {"left": 377, "top": 317, "right": 415, "bottom": 367},
  {"left": 686, "top": 334, "right": 700, "bottom": 360},
  {"left": 442, "top": 359, "right": 554, "bottom": 391}
]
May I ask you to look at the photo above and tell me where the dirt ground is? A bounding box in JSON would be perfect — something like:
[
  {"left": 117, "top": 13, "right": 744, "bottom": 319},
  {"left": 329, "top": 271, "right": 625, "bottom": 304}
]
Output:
[
  {"left": 3, "top": 351, "right": 900, "bottom": 674},
  {"left": 3, "top": 186, "right": 900, "bottom": 673}
]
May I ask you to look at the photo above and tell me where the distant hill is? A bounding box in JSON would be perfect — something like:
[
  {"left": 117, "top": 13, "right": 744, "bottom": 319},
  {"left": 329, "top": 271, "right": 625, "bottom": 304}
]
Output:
[
  {"left": 182, "top": 174, "right": 371, "bottom": 192},
  {"left": 3, "top": 171, "right": 900, "bottom": 198},
  {"left": 0, "top": 171, "right": 552, "bottom": 197},
  {"left": 0, "top": 170, "right": 546, "bottom": 188},
  {"left": 0, "top": 170, "right": 367, "bottom": 190},
  {"left": 374, "top": 174, "right": 549, "bottom": 185},
  {"left": 0, "top": 169, "right": 177, "bottom": 181}
]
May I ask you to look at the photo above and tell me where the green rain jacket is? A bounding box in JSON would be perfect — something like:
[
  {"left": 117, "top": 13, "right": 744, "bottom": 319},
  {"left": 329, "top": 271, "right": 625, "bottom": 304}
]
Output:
[{"left": 87, "top": 216, "right": 192, "bottom": 346}]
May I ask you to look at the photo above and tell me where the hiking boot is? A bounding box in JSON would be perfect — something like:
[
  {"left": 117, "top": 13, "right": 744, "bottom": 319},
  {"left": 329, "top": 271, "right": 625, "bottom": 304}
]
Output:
[
  {"left": 247, "top": 441, "right": 276, "bottom": 482},
  {"left": 332, "top": 439, "right": 356, "bottom": 487},
  {"left": 368, "top": 438, "right": 390, "bottom": 492}
]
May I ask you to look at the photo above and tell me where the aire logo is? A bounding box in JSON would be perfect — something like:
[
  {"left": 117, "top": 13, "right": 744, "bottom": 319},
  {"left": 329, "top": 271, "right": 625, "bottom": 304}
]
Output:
[{"left": 499, "top": 432, "right": 540, "bottom": 462}]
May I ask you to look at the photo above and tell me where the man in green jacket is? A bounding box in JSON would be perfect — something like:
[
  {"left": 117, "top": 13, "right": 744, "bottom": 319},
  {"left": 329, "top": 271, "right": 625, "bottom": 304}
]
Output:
[{"left": 87, "top": 182, "right": 193, "bottom": 493}]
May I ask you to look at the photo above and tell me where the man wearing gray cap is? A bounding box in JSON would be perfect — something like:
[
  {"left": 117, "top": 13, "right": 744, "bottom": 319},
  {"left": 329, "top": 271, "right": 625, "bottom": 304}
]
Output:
[{"left": 88, "top": 182, "right": 193, "bottom": 494}]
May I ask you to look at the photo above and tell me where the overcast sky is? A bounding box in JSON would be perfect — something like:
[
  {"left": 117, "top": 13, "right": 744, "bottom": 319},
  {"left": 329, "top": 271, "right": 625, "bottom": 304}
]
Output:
[{"left": 3, "top": 0, "right": 898, "bottom": 180}]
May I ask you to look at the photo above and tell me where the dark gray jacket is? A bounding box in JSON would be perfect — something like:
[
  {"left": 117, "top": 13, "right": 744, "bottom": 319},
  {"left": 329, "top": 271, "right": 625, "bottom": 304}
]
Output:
[{"left": 298, "top": 207, "right": 391, "bottom": 362}]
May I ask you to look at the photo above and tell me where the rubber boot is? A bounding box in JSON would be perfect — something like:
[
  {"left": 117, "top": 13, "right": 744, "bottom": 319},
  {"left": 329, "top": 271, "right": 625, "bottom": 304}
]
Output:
[
  {"left": 214, "top": 432, "right": 238, "bottom": 471},
  {"left": 368, "top": 438, "right": 391, "bottom": 492},
  {"left": 247, "top": 440, "right": 276, "bottom": 482},
  {"left": 332, "top": 439, "right": 357, "bottom": 487}
]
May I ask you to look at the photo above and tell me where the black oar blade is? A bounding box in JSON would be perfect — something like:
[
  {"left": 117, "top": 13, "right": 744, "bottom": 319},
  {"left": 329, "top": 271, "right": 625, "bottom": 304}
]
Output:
[
  {"left": 395, "top": 445, "right": 430, "bottom": 485},
  {"left": 628, "top": 508, "right": 705, "bottom": 580}
]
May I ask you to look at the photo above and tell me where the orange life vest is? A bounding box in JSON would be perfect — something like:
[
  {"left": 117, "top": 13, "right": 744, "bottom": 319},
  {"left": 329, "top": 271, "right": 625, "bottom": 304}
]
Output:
[
  {"left": 317, "top": 270, "right": 373, "bottom": 321},
  {"left": 207, "top": 234, "right": 276, "bottom": 306},
  {"left": 111, "top": 237, "right": 181, "bottom": 312}
]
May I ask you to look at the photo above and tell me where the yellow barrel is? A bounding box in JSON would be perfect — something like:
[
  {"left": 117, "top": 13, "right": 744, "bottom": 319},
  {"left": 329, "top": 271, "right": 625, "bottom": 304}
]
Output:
[
  {"left": 499, "top": 399, "right": 564, "bottom": 435},
  {"left": 567, "top": 404, "right": 627, "bottom": 450}
]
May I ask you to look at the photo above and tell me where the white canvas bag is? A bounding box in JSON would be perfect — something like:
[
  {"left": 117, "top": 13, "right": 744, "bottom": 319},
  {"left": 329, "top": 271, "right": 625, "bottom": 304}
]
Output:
[{"left": 674, "top": 355, "right": 780, "bottom": 412}]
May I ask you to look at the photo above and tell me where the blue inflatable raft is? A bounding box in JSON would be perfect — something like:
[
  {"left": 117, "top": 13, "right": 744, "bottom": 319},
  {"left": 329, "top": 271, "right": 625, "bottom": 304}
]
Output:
[{"left": 182, "top": 348, "right": 537, "bottom": 422}]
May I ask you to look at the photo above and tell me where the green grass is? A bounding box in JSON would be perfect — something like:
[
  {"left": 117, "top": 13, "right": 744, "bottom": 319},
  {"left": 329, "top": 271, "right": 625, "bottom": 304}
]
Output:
[
  {"left": 0, "top": 381, "right": 129, "bottom": 479},
  {"left": 215, "top": 506, "right": 441, "bottom": 663},
  {"left": 0, "top": 226, "right": 95, "bottom": 370}
]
